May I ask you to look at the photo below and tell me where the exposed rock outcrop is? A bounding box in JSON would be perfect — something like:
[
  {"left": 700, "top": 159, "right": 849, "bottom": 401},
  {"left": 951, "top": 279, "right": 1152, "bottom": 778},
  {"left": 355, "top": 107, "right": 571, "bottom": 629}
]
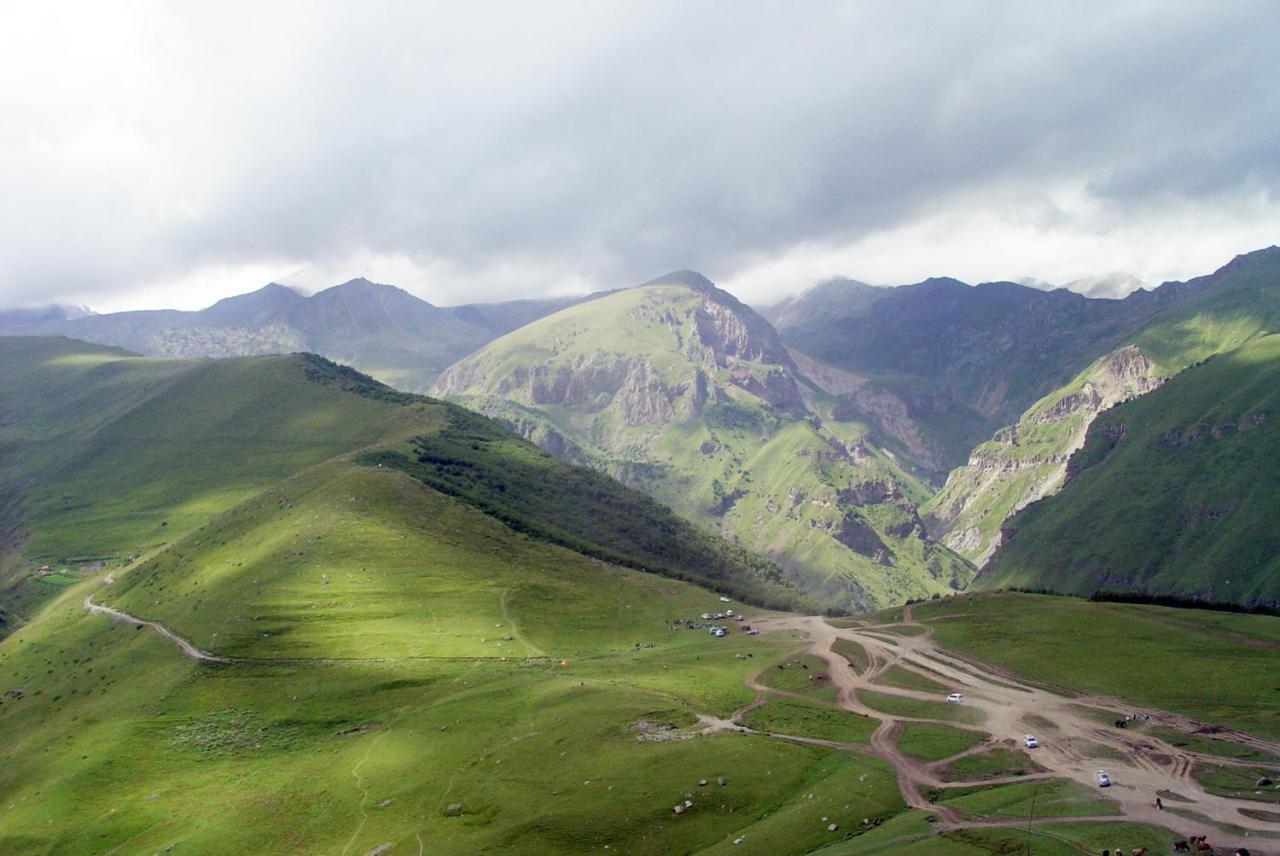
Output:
[{"left": 924, "top": 344, "right": 1166, "bottom": 566}]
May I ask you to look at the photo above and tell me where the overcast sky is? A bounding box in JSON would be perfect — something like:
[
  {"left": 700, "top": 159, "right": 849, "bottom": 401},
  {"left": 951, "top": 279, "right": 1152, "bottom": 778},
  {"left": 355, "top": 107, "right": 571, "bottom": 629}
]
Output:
[{"left": 2, "top": 1, "right": 1279, "bottom": 311}]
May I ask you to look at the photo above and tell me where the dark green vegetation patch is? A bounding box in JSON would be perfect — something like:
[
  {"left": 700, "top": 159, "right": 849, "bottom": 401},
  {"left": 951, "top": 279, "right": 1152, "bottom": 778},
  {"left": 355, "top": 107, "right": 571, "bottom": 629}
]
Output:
[{"left": 367, "top": 405, "right": 810, "bottom": 611}]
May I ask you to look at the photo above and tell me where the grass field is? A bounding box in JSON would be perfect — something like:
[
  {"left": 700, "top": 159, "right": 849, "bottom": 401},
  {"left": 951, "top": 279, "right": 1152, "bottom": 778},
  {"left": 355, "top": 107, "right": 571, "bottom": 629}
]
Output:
[
  {"left": 915, "top": 592, "right": 1280, "bottom": 738},
  {"left": 760, "top": 654, "right": 839, "bottom": 703},
  {"left": 895, "top": 722, "right": 989, "bottom": 763},
  {"left": 873, "top": 664, "right": 948, "bottom": 694},
  {"left": 740, "top": 696, "right": 878, "bottom": 744},
  {"left": 937, "top": 778, "right": 1122, "bottom": 818},
  {"left": 936, "top": 746, "right": 1045, "bottom": 782},
  {"left": 858, "top": 690, "right": 986, "bottom": 725},
  {"left": 0, "top": 447, "right": 885, "bottom": 854},
  {"left": 831, "top": 637, "right": 870, "bottom": 673}
]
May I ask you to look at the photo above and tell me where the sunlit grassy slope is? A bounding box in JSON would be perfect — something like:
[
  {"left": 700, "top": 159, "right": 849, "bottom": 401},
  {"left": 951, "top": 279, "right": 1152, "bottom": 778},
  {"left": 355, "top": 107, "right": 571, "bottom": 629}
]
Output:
[
  {"left": 980, "top": 335, "right": 1280, "bottom": 605},
  {"left": 914, "top": 592, "right": 1280, "bottom": 738},
  {"left": 0, "top": 337, "right": 803, "bottom": 620},
  {"left": 1, "top": 457, "right": 905, "bottom": 854},
  {"left": 0, "top": 337, "right": 903, "bottom": 853}
]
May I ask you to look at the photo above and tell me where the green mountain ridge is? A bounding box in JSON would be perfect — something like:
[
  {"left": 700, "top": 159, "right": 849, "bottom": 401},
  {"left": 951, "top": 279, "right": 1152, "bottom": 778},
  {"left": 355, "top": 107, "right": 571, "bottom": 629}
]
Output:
[
  {"left": 978, "top": 334, "right": 1280, "bottom": 605},
  {"left": 922, "top": 246, "right": 1280, "bottom": 569},
  {"left": 1, "top": 336, "right": 886, "bottom": 854},
  {"left": 0, "top": 337, "right": 800, "bottom": 622},
  {"left": 434, "top": 273, "right": 975, "bottom": 611}
]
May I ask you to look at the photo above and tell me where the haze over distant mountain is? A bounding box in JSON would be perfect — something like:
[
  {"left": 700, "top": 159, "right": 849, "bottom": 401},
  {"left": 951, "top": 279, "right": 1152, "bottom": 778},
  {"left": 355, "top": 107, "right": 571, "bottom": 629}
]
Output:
[
  {"left": 1015, "top": 272, "right": 1147, "bottom": 299},
  {"left": 767, "top": 275, "right": 1182, "bottom": 476},
  {"left": 0, "top": 280, "right": 582, "bottom": 391},
  {"left": 435, "top": 270, "right": 974, "bottom": 611}
]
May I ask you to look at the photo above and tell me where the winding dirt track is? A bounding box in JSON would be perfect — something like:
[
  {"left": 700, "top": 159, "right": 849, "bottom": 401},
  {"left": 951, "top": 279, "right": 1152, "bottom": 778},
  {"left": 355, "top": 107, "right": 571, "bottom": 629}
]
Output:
[
  {"left": 751, "top": 607, "right": 1280, "bottom": 854},
  {"left": 84, "top": 595, "right": 232, "bottom": 663}
]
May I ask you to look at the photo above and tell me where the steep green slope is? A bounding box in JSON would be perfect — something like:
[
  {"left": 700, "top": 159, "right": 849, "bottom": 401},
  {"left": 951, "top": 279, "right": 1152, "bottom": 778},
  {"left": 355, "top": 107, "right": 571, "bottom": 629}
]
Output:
[
  {"left": 923, "top": 345, "right": 1163, "bottom": 564},
  {"left": 0, "top": 338, "right": 801, "bottom": 621},
  {"left": 0, "top": 337, "right": 443, "bottom": 619},
  {"left": 925, "top": 246, "right": 1280, "bottom": 567},
  {"left": 978, "top": 335, "right": 1280, "bottom": 605},
  {"left": 0, "top": 337, "right": 903, "bottom": 853},
  {"left": 435, "top": 273, "right": 974, "bottom": 611},
  {"left": 0, "top": 460, "right": 898, "bottom": 854}
]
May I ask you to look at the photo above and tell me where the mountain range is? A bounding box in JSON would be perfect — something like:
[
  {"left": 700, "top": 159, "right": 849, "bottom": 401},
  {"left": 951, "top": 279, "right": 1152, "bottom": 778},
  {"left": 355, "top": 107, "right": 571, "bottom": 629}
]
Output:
[
  {"left": 0, "top": 279, "right": 583, "bottom": 391},
  {"left": 4, "top": 247, "right": 1279, "bottom": 609}
]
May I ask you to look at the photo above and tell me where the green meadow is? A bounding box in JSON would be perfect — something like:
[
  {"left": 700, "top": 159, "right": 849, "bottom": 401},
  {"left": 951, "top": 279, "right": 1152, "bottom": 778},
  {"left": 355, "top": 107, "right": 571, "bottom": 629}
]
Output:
[{"left": 914, "top": 592, "right": 1280, "bottom": 739}]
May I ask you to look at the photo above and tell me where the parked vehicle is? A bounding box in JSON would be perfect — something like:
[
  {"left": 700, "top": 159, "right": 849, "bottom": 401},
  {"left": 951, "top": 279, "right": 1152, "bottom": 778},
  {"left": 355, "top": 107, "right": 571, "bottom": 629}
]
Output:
[
  {"left": 946, "top": 692, "right": 963, "bottom": 703},
  {"left": 1024, "top": 734, "right": 1038, "bottom": 749},
  {"left": 1096, "top": 770, "right": 1111, "bottom": 787}
]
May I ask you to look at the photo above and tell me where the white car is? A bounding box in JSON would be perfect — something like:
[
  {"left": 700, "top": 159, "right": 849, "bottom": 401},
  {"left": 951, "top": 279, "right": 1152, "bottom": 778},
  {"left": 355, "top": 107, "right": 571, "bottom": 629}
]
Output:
[
  {"left": 946, "top": 692, "right": 963, "bottom": 703},
  {"left": 1096, "top": 770, "right": 1111, "bottom": 787},
  {"left": 1024, "top": 735, "right": 1038, "bottom": 749}
]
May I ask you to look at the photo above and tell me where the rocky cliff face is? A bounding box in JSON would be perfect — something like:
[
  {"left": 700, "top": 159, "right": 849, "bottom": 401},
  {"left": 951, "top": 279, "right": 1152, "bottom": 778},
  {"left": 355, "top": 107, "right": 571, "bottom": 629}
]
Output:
[
  {"left": 434, "top": 273, "right": 975, "bottom": 612},
  {"left": 924, "top": 344, "right": 1164, "bottom": 566}
]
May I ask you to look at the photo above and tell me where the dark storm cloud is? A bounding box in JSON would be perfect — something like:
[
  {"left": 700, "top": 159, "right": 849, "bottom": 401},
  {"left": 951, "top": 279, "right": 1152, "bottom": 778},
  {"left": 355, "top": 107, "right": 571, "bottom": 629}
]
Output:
[{"left": 1, "top": 1, "right": 1278, "bottom": 308}]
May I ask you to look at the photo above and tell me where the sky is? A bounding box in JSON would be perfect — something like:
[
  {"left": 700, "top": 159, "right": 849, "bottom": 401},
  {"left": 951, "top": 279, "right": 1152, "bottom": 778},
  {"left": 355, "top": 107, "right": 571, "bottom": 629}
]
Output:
[{"left": 1, "top": 1, "right": 1279, "bottom": 312}]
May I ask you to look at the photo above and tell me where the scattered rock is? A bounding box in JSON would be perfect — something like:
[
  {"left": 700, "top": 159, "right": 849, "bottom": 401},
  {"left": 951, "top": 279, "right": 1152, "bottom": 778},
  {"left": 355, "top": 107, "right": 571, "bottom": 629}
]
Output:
[
  {"left": 443, "top": 802, "right": 464, "bottom": 817},
  {"left": 717, "top": 777, "right": 727, "bottom": 786},
  {"left": 1258, "top": 777, "right": 1274, "bottom": 787},
  {"left": 377, "top": 798, "right": 394, "bottom": 808},
  {"left": 827, "top": 824, "right": 838, "bottom": 832},
  {"left": 362, "top": 845, "right": 393, "bottom": 856},
  {"left": 698, "top": 779, "right": 708, "bottom": 787},
  {"left": 673, "top": 804, "right": 686, "bottom": 815}
]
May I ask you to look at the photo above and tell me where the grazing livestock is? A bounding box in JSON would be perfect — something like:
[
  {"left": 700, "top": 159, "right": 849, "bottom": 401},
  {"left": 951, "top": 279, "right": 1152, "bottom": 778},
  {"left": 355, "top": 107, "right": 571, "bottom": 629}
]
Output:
[
  {"left": 1173, "top": 841, "right": 1190, "bottom": 853},
  {"left": 1195, "top": 841, "right": 1213, "bottom": 853},
  {"left": 1130, "top": 849, "right": 1146, "bottom": 856}
]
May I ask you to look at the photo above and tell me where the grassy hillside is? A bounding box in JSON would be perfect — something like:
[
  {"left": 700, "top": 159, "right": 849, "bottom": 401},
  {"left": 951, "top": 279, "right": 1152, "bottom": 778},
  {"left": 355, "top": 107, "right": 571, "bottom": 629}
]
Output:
[
  {"left": 979, "top": 335, "right": 1280, "bottom": 605},
  {"left": 1, "top": 457, "right": 902, "bottom": 854},
  {"left": 0, "top": 337, "right": 906, "bottom": 853},
  {"left": 435, "top": 274, "right": 974, "bottom": 611},
  {"left": 0, "top": 338, "right": 443, "bottom": 619},
  {"left": 913, "top": 592, "right": 1280, "bottom": 738},
  {"left": 922, "top": 344, "right": 1163, "bottom": 564},
  {"left": 924, "top": 246, "right": 1280, "bottom": 569},
  {"left": 0, "top": 338, "right": 802, "bottom": 623}
]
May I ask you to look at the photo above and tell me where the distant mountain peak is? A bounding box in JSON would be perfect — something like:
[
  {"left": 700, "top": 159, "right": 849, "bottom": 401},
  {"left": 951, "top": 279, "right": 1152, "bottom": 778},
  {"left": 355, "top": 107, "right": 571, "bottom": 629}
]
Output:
[
  {"left": 1217, "top": 245, "right": 1280, "bottom": 274},
  {"left": 638, "top": 270, "right": 716, "bottom": 292}
]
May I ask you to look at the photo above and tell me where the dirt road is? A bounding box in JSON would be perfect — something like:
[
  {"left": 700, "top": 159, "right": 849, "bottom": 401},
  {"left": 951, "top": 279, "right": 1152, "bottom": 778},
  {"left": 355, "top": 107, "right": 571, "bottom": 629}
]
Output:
[
  {"left": 84, "top": 595, "right": 233, "bottom": 664},
  {"left": 752, "top": 609, "right": 1280, "bottom": 854}
]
